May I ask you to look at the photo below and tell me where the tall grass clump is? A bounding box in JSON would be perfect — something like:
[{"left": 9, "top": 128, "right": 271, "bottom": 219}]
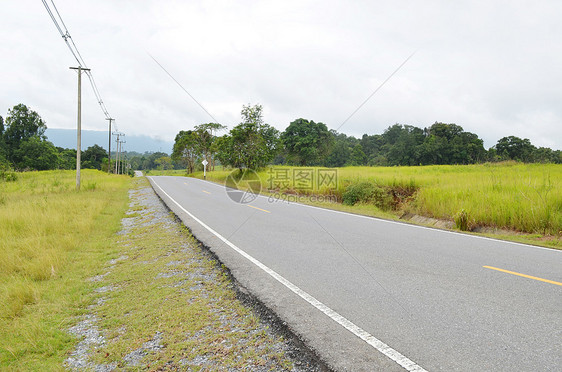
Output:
[{"left": 0, "top": 169, "right": 130, "bottom": 368}]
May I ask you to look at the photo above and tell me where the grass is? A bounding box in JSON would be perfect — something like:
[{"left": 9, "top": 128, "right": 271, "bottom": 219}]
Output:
[
  {"left": 0, "top": 169, "right": 131, "bottom": 370},
  {"left": 144, "top": 169, "right": 187, "bottom": 177},
  {"left": 1, "top": 171, "right": 305, "bottom": 370},
  {"left": 80, "top": 177, "right": 297, "bottom": 370},
  {"left": 174, "top": 162, "right": 562, "bottom": 248}
]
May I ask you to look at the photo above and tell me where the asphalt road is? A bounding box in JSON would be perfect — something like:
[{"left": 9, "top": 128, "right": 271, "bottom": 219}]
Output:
[{"left": 148, "top": 175, "right": 561, "bottom": 372}]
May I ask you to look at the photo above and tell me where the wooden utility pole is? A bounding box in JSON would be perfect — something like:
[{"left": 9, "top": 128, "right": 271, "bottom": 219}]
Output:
[
  {"left": 113, "top": 132, "right": 125, "bottom": 174},
  {"left": 106, "top": 118, "right": 114, "bottom": 173},
  {"left": 70, "top": 66, "right": 90, "bottom": 190},
  {"left": 114, "top": 133, "right": 120, "bottom": 174},
  {"left": 119, "top": 140, "right": 126, "bottom": 174}
]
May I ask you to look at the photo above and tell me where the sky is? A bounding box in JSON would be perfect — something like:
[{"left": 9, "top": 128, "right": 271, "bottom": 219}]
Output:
[{"left": 2, "top": 0, "right": 561, "bottom": 151}]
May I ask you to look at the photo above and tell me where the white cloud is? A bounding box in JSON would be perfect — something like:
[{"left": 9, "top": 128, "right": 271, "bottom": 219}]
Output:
[{"left": 1, "top": 0, "right": 561, "bottom": 151}]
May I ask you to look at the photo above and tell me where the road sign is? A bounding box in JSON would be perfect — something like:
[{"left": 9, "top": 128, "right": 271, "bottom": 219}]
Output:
[{"left": 202, "top": 159, "right": 208, "bottom": 179}]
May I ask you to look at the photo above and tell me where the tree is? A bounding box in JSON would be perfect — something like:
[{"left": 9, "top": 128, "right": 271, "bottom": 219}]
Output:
[
  {"left": 194, "top": 122, "right": 226, "bottom": 171},
  {"left": 82, "top": 144, "right": 108, "bottom": 170},
  {"left": 360, "top": 133, "right": 383, "bottom": 162},
  {"left": 3, "top": 104, "right": 47, "bottom": 163},
  {"left": 56, "top": 147, "right": 77, "bottom": 169},
  {"left": 381, "top": 124, "right": 425, "bottom": 166},
  {"left": 495, "top": 136, "right": 536, "bottom": 162},
  {"left": 324, "top": 131, "right": 356, "bottom": 167},
  {"left": 419, "top": 123, "right": 485, "bottom": 165},
  {"left": 219, "top": 104, "right": 280, "bottom": 170},
  {"left": 0, "top": 115, "right": 7, "bottom": 166},
  {"left": 12, "top": 137, "right": 60, "bottom": 170},
  {"left": 172, "top": 130, "right": 200, "bottom": 173},
  {"left": 350, "top": 144, "right": 367, "bottom": 166},
  {"left": 281, "top": 118, "right": 334, "bottom": 166},
  {"left": 154, "top": 156, "right": 173, "bottom": 170}
]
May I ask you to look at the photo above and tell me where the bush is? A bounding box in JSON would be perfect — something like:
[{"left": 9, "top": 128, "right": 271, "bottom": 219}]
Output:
[
  {"left": 342, "top": 181, "right": 393, "bottom": 210},
  {"left": 455, "top": 209, "right": 471, "bottom": 231},
  {"left": 0, "top": 161, "right": 17, "bottom": 182}
]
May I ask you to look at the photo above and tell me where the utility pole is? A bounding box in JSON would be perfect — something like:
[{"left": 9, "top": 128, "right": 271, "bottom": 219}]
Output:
[
  {"left": 70, "top": 66, "right": 90, "bottom": 190},
  {"left": 106, "top": 118, "right": 114, "bottom": 173},
  {"left": 113, "top": 132, "right": 125, "bottom": 174},
  {"left": 119, "top": 140, "right": 127, "bottom": 174},
  {"left": 117, "top": 139, "right": 121, "bottom": 174},
  {"left": 115, "top": 135, "right": 120, "bottom": 174}
]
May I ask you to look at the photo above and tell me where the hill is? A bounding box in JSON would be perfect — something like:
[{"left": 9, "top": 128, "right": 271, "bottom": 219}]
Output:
[{"left": 45, "top": 128, "right": 173, "bottom": 154}]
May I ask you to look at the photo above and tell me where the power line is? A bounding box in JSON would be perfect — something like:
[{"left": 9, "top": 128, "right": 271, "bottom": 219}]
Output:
[
  {"left": 41, "top": 0, "right": 115, "bottom": 127},
  {"left": 148, "top": 53, "right": 220, "bottom": 124},
  {"left": 336, "top": 51, "right": 417, "bottom": 132}
]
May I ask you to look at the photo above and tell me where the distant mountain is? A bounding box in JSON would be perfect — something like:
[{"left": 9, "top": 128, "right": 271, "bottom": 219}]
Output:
[{"left": 45, "top": 128, "right": 174, "bottom": 154}]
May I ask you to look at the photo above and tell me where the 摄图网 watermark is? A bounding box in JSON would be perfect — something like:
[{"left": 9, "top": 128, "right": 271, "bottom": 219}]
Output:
[{"left": 224, "top": 167, "right": 339, "bottom": 205}]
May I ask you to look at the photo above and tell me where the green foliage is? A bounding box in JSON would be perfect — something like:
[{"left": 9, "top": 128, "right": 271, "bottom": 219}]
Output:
[
  {"left": 154, "top": 156, "right": 173, "bottom": 170},
  {"left": 195, "top": 122, "right": 227, "bottom": 171},
  {"left": 218, "top": 104, "right": 280, "bottom": 170},
  {"left": 324, "top": 131, "right": 357, "bottom": 167},
  {"left": 82, "top": 144, "right": 108, "bottom": 170},
  {"left": 3, "top": 104, "right": 47, "bottom": 164},
  {"left": 495, "top": 136, "right": 536, "bottom": 162},
  {"left": 342, "top": 181, "right": 393, "bottom": 210},
  {"left": 172, "top": 130, "right": 200, "bottom": 173},
  {"left": 12, "top": 136, "right": 60, "bottom": 171},
  {"left": 57, "top": 147, "right": 77, "bottom": 170},
  {"left": 0, "top": 161, "right": 17, "bottom": 182},
  {"left": 319, "top": 123, "right": 562, "bottom": 167},
  {"left": 281, "top": 118, "right": 333, "bottom": 166}
]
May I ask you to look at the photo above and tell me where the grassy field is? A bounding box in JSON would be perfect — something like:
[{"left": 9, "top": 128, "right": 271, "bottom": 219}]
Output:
[
  {"left": 0, "top": 170, "right": 131, "bottom": 369},
  {"left": 1, "top": 171, "right": 317, "bottom": 370},
  {"left": 181, "top": 162, "right": 562, "bottom": 247}
]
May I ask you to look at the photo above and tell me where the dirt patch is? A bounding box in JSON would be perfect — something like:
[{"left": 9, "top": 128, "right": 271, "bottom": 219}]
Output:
[{"left": 400, "top": 212, "right": 455, "bottom": 230}]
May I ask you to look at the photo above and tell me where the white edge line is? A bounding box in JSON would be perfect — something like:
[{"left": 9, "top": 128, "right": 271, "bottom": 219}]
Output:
[
  {"left": 148, "top": 177, "right": 428, "bottom": 372},
  {"left": 181, "top": 176, "right": 558, "bottom": 253}
]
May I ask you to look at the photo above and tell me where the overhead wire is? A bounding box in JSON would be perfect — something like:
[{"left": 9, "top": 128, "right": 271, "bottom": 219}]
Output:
[{"left": 41, "top": 0, "right": 118, "bottom": 131}]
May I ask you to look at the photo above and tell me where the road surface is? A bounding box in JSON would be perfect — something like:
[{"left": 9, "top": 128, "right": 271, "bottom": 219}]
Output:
[{"left": 148, "top": 176, "right": 561, "bottom": 372}]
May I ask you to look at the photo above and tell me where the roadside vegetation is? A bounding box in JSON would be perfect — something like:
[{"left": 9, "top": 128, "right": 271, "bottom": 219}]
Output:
[
  {"left": 69, "top": 177, "right": 309, "bottom": 370},
  {"left": 185, "top": 163, "right": 562, "bottom": 248},
  {"left": 0, "top": 169, "right": 131, "bottom": 369},
  {"left": 0, "top": 171, "right": 318, "bottom": 370}
]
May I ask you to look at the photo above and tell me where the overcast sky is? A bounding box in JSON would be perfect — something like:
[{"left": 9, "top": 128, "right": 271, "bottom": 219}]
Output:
[{"left": 2, "top": 0, "right": 561, "bottom": 150}]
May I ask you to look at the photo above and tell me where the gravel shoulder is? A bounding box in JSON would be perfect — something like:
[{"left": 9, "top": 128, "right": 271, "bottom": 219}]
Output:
[{"left": 65, "top": 176, "right": 326, "bottom": 371}]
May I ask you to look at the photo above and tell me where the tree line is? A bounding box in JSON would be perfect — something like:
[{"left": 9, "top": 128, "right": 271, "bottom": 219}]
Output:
[
  {"left": 171, "top": 104, "right": 561, "bottom": 172},
  {"left": 0, "top": 104, "right": 126, "bottom": 172},
  {"left": 2, "top": 103, "right": 560, "bottom": 174}
]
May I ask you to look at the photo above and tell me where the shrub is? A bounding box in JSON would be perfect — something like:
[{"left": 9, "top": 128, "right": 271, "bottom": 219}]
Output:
[
  {"left": 342, "top": 181, "right": 393, "bottom": 210},
  {"left": 455, "top": 209, "right": 470, "bottom": 231},
  {"left": 0, "top": 162, "right": 17, "bottom": 182}
]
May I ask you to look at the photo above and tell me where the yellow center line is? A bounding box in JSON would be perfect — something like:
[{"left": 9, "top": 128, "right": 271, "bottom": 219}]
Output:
[
  {"left": 246, "top": 205, "right": 271, "bottom": 213},
  {"left": 202, "top": 190, "right": 211, "bottom": 194},
  {"left": 483, "top": 266, "right": 562, "bottom": 286}
]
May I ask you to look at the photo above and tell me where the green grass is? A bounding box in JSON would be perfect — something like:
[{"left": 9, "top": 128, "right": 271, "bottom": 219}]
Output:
[
  {"left": 144, "top": 169, "right": 187, "bottom": 176},
  {"left": 84, "top": 177, "right": 295, "bottom": 370},
  {"left": 0, "top": 170, "right": 131, "bottom": 370},
  {"left": 186, "top": 162, "right": 562, "bottom": 247}
]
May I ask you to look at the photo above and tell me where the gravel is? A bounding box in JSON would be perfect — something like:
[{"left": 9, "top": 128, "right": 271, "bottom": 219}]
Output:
[{"left": 64, "top": 173, "right": 328, "bottom": 371}]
